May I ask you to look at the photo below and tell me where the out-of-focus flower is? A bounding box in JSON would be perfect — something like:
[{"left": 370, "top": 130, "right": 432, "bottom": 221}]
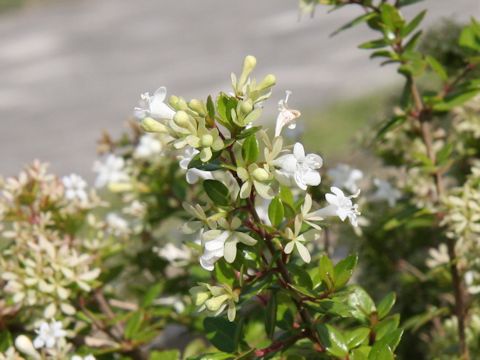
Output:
[
  {"left": 14, "top": 336, "right": 39, "bottom": 359},
  {"left": 106, "top": 213, "right": 129, "bottom": 237},
  {"left": 71, "top": 355, "right": 96, "bottom": 360},
  {"left": 33, "top": 320, "right": 66, "bottom": 349},
  {"left": 155, "top": 296, "right": 185, "bottom": 313},
  {"left": 312, "top": 187, "right": 360, "bottom": 227},
  {"left": 154, "top": 243, "right": 192, "bottom": 266},
  {"left": 62, "top": 174, "right": 88, "bottom": 202},
  {"left": 93, "top": 154, "right": 129, "bottom": 188},
  {"left": 133, "top": 134, "right": 163, "bottom": 159},
  {"left": 273, "top": 143, "right": 322, "bottom": 190},
  {"left": 274, "top": 91, "right": 301, "bottom": 137},
  {"left": 426, "top": 244, "right": 449, "bottom": 268},
  {"left": 465, "top": 271, "right": 480, "bottom": 295},
  {"left": 371, "top": 178, "right": 401, "bottom": 207},
  {"left": 134, "top": 86, "right": 175, "bottom": 120},
  {"left": 327, "top": 164, "right": 363, "bottom": 193}
]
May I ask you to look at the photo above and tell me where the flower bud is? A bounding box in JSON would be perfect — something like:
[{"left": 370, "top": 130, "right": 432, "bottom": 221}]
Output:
[
  {"left": 252, "top": 168, "right": 269, "bottom": 181},
  {"left": 238, "top": 55, "right": 257, "bottom": 90},
  {"left": 141, "top": 117, "right": 168, "bottom": 133},
  {"left": 201, "top": 134, "right": 214, "bottom": 147},
  {"left": 189, "top": 99, "right": 205, "bottom": 115},
  {"left": 205, "top": 294, "right": 229, "bottom": 312},
  {"left": 239, "top": 100, "right": 253, "bottom": 115},
  {"left": 257, "top": 74, "right": 276, "bottom": 90},
  {"left": 174, "top": 111, "right": 190, "bottom": 127},
  {"left": 15, "top": 335, "right": 40, "bottom": 359},
  {"left": 169, "top": 95, "right": 179, "bottom": 107}
]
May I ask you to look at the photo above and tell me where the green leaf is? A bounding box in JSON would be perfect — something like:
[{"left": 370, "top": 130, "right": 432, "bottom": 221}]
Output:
[
  {"left": 334, "top": 254, "right": 358, "bottom": 289},
  {"left": 203, "top": 180, "right": 230, "bottom": 206},
  {"left": 0, "top": 331, "right": 13, "bottom": 352},
  {"left": 187, "top": 353, "right": 233, "bottom": 360},
  {"left": 204, "top": 317, "right": 238, "bottom": 353},
  {"left": 347, "top": 286, "right": 376, "bottom": 323},
  {"left": 215, "top": 260, "right": 236, "bottom": 286},
  {"left": 207, "top": 95, "right": 215, "bottom": 120},
  {"left": 241, "top": 135, "right": 259, "bottom": 164},
  {"left": 331, "top": 12, "right": 377, "bottom": 36},
  {"left": 368, "top": 344, "right": 394, "bottom": 360},
  {"left": 459, "top": 19, "right": 480, "bottom": 51},
  {"left": 433, "top": 89, "right": 480, "bottom": 111},
  {"left": 216, "top": 93, "right": 238, "bottom": 129},
  {"left": 236, "top": 126, "right": 262, "bottom": 139},
  {"left": 380, "top": 4, "right": 404, "bottom": 30},
  {"left": 403, "top": 31, "right": 423, "bottom": 52},
  {"left": 377, "top": 292, "right": 396, "bottom": 320},
  {"left": 401, "top": 10, "right": 426, "bottom": 37},
  {"left": 318, "top": 254, "right": 335, "bottom": 290},
  {"left": 265, "top": 290, "right": 278, "bottom": 339},
  {"left": 346, "top": 327, "right": 371, "bottom": 349},
  {"left": 397, "top": 0, "right": 424, "bottom": 7},
  {"left": 378, "top": 328, "right": 404, "bottom": 351},
  {"left": 141, "top": 283, "right": 163, "bottom": 308},
  {"left": 436, "top": 142, "right": 453, "bottom": 166},
  {"left": 351, "top": 346, "right": 371, "bottom": 360},
  {"left": 268, "top": 197, "right": 284, "bottom": 227},
  {"left": 318, "top": 324, "right": 349, "bottom": 358},
  {"left": 124, "top": 311, "right": 144, "bottom": 340},
  {"left": 375, "top": 115, "right": 406, "bottom": 141},
  {"left": 150, "top": 350, "right": 180, "bottom": 360},
  {"left": 375, "top": 315, "right": 400, "bottom": 340},
  {"left": 359, "top": 38, "right": 388, "bottom": 49},
  {"left": 426, "top": 55, "right": 448, "bottom": 80}
]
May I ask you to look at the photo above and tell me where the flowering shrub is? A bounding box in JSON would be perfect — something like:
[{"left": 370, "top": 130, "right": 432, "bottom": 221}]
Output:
[{"left": 0, "top": 1, "right": 478, "bottom": 359}]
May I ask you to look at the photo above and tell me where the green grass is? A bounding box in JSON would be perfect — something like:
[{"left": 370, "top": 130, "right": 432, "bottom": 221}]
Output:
[{"left": 301, "top": 89, "right": 394, "bottom": 163}]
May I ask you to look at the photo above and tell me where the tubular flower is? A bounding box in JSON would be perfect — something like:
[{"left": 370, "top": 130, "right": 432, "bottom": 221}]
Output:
[
  {"left": 371, "top": 178, "right": 401, "bottom": 207},
  {"left": 274, "top": 91, "right": 301, "bottom": 137},
  {"left": 134, "top": 86, "right": 176, "bottom": 121},
  {"left": 311, "top": 187, "right": 360, "bottom": 227},
  {"left": 273, "top": 142, "right": 322, "bottom": 190},
  {"left": 283, "top": 218, "right": 311, "bottom": 263}
]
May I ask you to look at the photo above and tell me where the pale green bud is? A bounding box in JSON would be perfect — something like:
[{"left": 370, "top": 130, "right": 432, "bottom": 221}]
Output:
[
  {"left": 201, "top": 134, "right": 214, "bottom": 147},
  {"left": 141, "top": 117, "right": 168, "bottom": 133},
  {"left": 205, "top": 294, "right": 229, "bottom": 312},
  {"left": 174, "top": 111, "right": 190, "bottom": 127},
  {"left": 169, "top": 95, "right": 179, "bottom": 107},
  {"left": 238, "top": 55, "right": 257, "bottom": 90},
  {"left": 15, "top": 336, "right": 40, "bottom": 360},
  {"left": 252, "top": 168, "right": 269, "bottom": 181},
  {"left": 239, "top": 100, "right": 253, "bottom": 115},
  {"left": 189, "top": 99, "right": 205, "bottom": 115},
  {"left": 257, "top": 74, "right": 276, "bottom": 90}
]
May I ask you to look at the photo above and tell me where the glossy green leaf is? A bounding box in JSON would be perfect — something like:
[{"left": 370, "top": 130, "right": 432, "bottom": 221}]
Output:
[
  {"left": 401, "top": 10, "right": 426, "bottom": 37},
  {"left": 268, "top": 197, "right": 284, "bottom": 227},
  {"left": 377, "top": 292, "right": 396, "bottom": 320},
  {"left": 318, "top": 324, "right": 349, "bottom": 358},
  {"left": 150, "top": 350, "right": 180, "bottom": 360},
  {"left": 204, "top": 317, "right": 238, "bottom": 353},
  {"left": 203, "top": 180, "right": 230, "bottom": 206},
  {"left": 346, "top": 327, "right": 371, "bottom": 349},
  {"left": 241, "top": 135, "right": 259, "bottom": 164},
  {"left": 331, "top": 12, "right": 377, "bottom": 36},
  {"left": 318, "top": 254, "right": 335, "bottom": 290},
  {"left": 347, "top": 286, "right": 376, "bottom": 322},
  {"left": 334, "top": 254, "right": 358, "bottom": 289}
]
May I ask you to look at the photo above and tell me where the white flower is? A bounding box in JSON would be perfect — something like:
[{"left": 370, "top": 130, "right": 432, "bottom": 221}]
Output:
[
  {"left": 133, "top": 134, "right": 162, "bottom": 159},
  {"left": 71, "top": 355, "right": 96, "bottom": 360},
  {"left": 154, "top": 243, "right": 192, "bottom": 266},
  {"left": 134, "top": 86, "right": 175, "bottom": 120},
  {"left": 178, "top": 146, "right": 214, "bottom": 184},
  {"left": 33, "top": 320, "right": 66, "bottom": 349},
  {"left": 327, "top": 164, "right": 363, "bottom": 193},
  {"left": 273, "top": 142, "right": 323, "bottom": 190},
  {"left": 93, "top": 154, "right": 129, "bottom": 188},
  {"left": 155, "top": 296, "right": 185, "bottom": 313},
  {"left": 311, "top": 187, "right": 360, "bottom": 227},
  {"left": 106, "top": 213, "right": 129, "bottom": 236},
  {"left": 274, "top": 90, "right": 301, "bottom": 137},
  {"left": 62, "top": 174, "right": 87, "bottom": 202},
  {"left": 371, "top": 178, "right": 401, "bottom": 207},
  {"left": 426, "top": 244, "right": 449, "bottom": 268},
  {"left": 200, "top": 218, "right": 257, "bottom": 271},
  {"left": 284, "top": 218, "right": 311, "bottom": 263},
  {"left": 465, "top": 271, "right": 480, "bottom": 295}
]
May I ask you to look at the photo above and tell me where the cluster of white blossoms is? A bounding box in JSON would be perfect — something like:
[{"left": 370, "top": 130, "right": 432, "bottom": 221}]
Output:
[
  {"left": 93, "top": 154, "right": 129, "bottom": 188},
  {"left": 132, "top": 56, "right": 363, "bottom": 278}
]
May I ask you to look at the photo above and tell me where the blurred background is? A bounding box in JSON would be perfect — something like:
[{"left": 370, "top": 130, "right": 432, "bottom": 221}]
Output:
[{"left": 0, "top": 0, "right": 478, "bottom": 180}]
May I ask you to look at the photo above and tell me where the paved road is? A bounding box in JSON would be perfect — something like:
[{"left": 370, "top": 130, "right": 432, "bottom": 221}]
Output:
[{"left": 0, "top": 0, "right": 477, "bottom": 179}]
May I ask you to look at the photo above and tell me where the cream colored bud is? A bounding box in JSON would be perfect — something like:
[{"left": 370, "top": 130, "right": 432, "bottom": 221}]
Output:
[
  {"left": 201, "top": 134, "right": 214, "bottom": 147},
  {"left": 243, "top": 55, "right": 257, "bottom": 73},
  {"left": 169, "top": 95, "right": 179, "bottom": 107},
  {"left": 205, "top": 294, "right": 229, "bottom": 312},
  {"left": 15, "top": 335, "right": 40, "bottom": 359},
  {"left": 258, "top": 74, "right": 276, "bottom": 90},
  {"left": 240, "top": 100, "right": 253, "bottom": 114},
  {"left": 174, "top": 111, "right": 190, "bottom": 127},
  {"left": 189, "top": 99, "right": 205, "bottom": 115},
  {"left": 252, "top": 168, "right": 269, "bottom": 181},
  {"left": 141, "top": 117, "right": 168, "bottom": 133}
]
